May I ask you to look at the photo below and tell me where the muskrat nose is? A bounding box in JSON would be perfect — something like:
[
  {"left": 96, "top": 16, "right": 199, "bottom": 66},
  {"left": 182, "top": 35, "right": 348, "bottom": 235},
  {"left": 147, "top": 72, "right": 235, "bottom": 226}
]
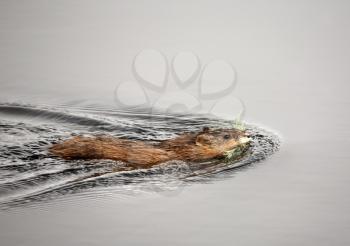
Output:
[{"left": 238, "top": 137, "right": 251, "bottom": 144}]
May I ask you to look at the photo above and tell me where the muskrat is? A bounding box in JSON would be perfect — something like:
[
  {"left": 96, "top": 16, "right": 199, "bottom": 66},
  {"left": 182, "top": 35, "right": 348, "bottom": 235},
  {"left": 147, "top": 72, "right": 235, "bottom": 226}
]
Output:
[{"left": 49, "top": 127, "right": 250, "bottom": 168}]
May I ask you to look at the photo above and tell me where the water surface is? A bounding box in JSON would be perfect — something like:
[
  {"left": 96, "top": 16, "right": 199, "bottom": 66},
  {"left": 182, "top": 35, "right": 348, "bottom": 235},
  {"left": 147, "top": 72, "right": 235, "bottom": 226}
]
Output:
[
  {"left": 1, "top": 0, "right": 350, "bottom": 245},
  {"left": 0, "top": 103, "right": 279, "bottom": 208}
]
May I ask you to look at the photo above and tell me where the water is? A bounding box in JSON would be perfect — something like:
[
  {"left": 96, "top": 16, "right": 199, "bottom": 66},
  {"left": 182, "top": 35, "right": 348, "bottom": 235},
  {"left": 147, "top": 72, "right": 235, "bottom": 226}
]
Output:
[
  {"left": 1, "top": 0, "right": 350, "bottom": 245},
  {"left": 0, "top": 103, "right": 279, "bottom": 208}
]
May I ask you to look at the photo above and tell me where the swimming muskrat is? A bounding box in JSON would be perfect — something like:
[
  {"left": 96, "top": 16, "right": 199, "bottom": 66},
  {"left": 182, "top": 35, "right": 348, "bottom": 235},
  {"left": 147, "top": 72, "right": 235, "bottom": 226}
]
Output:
[{"left": 49, "top": 127, "right": 250, "bottom": 168}]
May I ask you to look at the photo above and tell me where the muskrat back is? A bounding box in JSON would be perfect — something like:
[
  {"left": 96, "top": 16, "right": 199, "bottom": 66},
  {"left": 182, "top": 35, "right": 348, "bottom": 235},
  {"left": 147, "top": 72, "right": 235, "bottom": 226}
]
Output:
[{"left": 49, "top": 127, "right": 249, "bottom": 167}]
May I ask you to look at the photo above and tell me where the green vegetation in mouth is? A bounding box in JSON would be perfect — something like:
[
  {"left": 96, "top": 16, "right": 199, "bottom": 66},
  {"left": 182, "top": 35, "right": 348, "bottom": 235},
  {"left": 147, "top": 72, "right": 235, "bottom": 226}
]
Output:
[
  {"left": 224, "top": 142, "right": 250, "bottom": 161},
  {"left": 224, "top": 117, "right": 249, "bottom": 160},
  {"left": 232, "top": 118, "right": 246, "bottom": 131}
]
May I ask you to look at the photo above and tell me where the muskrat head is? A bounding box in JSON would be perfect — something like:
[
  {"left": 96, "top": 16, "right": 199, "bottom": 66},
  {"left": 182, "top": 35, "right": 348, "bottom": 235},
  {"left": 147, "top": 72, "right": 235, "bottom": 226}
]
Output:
[{"left": 195, "top": 127, "right": 250, "bottom": 153}]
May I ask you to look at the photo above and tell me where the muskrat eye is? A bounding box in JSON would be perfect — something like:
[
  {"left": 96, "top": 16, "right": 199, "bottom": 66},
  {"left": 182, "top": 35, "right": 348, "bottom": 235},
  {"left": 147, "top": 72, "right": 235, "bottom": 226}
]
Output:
[{"left": 223, "top": 134, "right": 230, "bottom": 140}]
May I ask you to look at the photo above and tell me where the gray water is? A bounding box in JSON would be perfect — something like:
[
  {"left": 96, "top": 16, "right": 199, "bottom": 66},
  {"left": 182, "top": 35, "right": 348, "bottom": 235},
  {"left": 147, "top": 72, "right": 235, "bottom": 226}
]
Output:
[
  {"left": 0, "top": 103, "right": 279, "bottom": 208},
  {"left": 1, "top": 0, "right": 350, "bottom": 246}
]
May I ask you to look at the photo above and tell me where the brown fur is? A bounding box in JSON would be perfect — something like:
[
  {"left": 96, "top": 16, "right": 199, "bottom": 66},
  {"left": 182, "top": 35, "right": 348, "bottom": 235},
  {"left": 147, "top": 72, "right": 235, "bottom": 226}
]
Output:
[{"left": 49, "top": 127, "right": 247, "bottom": 168}]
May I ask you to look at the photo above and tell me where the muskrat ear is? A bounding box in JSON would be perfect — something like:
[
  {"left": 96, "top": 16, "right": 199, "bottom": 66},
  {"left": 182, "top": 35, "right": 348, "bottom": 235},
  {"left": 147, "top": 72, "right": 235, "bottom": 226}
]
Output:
[
  {"left": 196, "top": 134, "right": 212, "bottom": 146},
  {"left": 202, "top": 127, "right": 210, "bottom": 133}
]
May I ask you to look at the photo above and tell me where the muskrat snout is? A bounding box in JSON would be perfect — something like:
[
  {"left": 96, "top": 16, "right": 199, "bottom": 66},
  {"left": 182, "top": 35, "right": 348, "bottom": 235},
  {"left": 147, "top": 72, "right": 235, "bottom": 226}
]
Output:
[{"left": 238, "top": 136, "right": 251, "bottom": 145}]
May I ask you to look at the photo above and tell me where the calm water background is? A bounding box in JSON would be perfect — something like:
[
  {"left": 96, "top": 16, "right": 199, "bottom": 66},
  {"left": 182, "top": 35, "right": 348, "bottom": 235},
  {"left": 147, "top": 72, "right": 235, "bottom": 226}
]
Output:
[{"left": 0, "top": 0, "right": 349, "bottom": 245}]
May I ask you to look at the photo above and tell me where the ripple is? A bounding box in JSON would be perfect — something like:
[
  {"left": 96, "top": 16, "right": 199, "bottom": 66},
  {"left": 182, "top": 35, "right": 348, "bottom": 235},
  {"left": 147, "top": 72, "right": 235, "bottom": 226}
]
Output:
[{"left": 0, "top": 102, "right": 280, "bottom": 209}]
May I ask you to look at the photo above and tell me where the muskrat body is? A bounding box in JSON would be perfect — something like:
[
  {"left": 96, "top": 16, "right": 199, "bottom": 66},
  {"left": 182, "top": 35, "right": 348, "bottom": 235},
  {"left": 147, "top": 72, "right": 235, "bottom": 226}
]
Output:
[{"left": 49, "top": 127, "right": 249, "bottom": 168}]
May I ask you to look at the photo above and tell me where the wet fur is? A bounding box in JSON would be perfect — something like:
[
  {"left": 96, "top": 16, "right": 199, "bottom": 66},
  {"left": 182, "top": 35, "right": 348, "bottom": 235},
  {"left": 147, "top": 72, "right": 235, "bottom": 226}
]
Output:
[{"left": 49, "top": 127, "right": 246, "bottom": 168}]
